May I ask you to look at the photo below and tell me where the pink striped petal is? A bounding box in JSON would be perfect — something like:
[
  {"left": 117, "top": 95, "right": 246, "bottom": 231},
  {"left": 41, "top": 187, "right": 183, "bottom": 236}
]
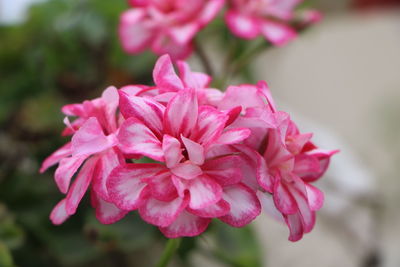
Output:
[
  {"left": 65, "top": 157, "right": 98, "bottom": 215},
  {"left": 107, "top": 163, "right": 162, "bottom": 210},
  {"left": 40, "top": 142, "right": 72, "bottom": 173},
  {"left": 145, "top": 171, "right": 177, "bottom": 201},
  {"left": 164, "top": 88, "right": 198, "bottom": 137},
  {"left": 54, "top": 155, "right": 88, "bottom": 194},
  {"left": 71, "top": 118, "right": 114, "bottom": 157},
  {"left": 139, "top": 196, "right": 189, "bottom": 227},
  {"left": 225, "top": 11, "right": 260, "bottom": 39},
  {"left": 305, "top": 184, "right": 324, "bottom": 211},
  {"left": 162, "top": 135, "right": 183, "bottom": 168},
  {"left": 219, "top": 183, "right": 261, "bottom": 227},
  {"left": 119, "top": 9, "right": 154, "bottom": 53},
  {"left": 273, "top": 178, "right": 298, "bottom": 214},
  {"left": 187, "top": 175, "right": 222, "bottom": 210},
  {"left": 177, "top": 61, "right": 211, "bottom": 90},
  {"left": 261, "top": 20, "right": 297, "bottom": 46},
  {"left": 160, "top": 211, "right": 211, "bottom": 238},
  {"left": 203, "top": 155, "right": 243, "bottom": 186},
  {"left": 223, "top": 106, "right": 242, "bottom": 126},
  {"left": 285, "top": 213, "right": 304, "bottom": 242},
  {"left": 117, "top": 118, "right": 163, "bottom": 161},
  {"left": 50, "top": 199, "right": 70, "bottom": 225},
  {"left": 181, "top": 136, "right": 204, "bottom": 165},
  {"left": 92, "top": 149, "right": 124, "bottom": 201},
  {"left": 101, "top": 86, "right": 119, "bottom": 133},
  {"left": 188, "top": 199, "right": 230, "bottom": 218},
  {"left": 119, "top": 91, "right": 165, "bottom": 136},
  {"left": 153, "top": 54, "right": 184, "bottom": 92},
  {"left": 190, "top": 106, "right": 228, "bottom": 146},
  {"left": 91, "top": 191, "right": 128, "bottom": 224},
  {"left": 217, "top": 128, "right": 251, "bottom": 145},
  {"left": 170, "top": 162, "right": 202, "bottom": 180},
  {"left": 257, "top": 155, "right": 273, "bottom": 193}
]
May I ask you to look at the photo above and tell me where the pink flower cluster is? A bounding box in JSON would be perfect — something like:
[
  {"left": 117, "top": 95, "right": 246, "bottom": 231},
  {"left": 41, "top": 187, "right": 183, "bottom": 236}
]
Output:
[
  {"left": 119, "top": 0, "right": 321, "bottom": 60},
  {"left": 41, "top": 55, "right": 336, "bottom": 241}
]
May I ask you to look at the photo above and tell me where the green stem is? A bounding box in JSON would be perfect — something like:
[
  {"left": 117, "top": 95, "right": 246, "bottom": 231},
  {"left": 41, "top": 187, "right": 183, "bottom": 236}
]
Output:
[{"left": 156, "top": 238, "right": 181, "bottom": 267}]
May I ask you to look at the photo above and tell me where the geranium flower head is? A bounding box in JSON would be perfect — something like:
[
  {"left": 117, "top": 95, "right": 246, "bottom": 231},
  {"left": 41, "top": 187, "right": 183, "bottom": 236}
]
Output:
[{"left": 119, "top": 0, "right": 225, "bottom": 59}]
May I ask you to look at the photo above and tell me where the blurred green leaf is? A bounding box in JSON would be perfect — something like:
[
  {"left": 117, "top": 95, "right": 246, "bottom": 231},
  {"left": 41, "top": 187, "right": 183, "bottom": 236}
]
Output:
[{"left": 0, "top": 242, "right": 15, "bottom": 267}]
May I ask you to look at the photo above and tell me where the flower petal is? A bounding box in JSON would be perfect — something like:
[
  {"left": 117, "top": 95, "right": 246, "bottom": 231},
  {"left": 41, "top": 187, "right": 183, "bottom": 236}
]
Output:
[
  {"left": 91, "top": 191, "right": 128, "bottom": 224},
  {"left": 50, "top": 199, "right": 69, "bottom": 225},
  {"left": 170, "top": 162, "right": 202, "bottom": 180},
  {"left": 54, "top": 155, "right": 88, "bottom": 194},
  {"left": 139, "top": 195, "right": 189, "bottom": 227},
  {"left": 153, "top": 54, "right": 184, "bottom": 92},
  {"left": 187, "top": 175, "right": 222, "bottom": 210},
  {"left": 40, "top": 142, "right": 72, "bottom": 173},
  {"left": 117, "top": 118, "right": 164, "bottom": 161},
  {"left": 145, "top": 171, "right": 177, "bottom": 201},
  {"left": 119, "top": 91, "right": 165, "bottom": 137},
  {"left": 162, "top": 135, "right": 183, "bottom": 168},
  {"left": 160, "top": 211, "right": 211, "bottom": 238},
  {"left": 285, "top": 213, "right": 304, "bottom": 242},
  {"left": 216, "top": 128, "right": 251, "bottom": 145},
  {"left": 107, "top": 163, "right": 162, "bottom": 210},
  {"left": 256, "top": 191, "right": 285, "bottom": 222},
  {"left": 305, "top": 184, "right": 324, "bottom": 211},
  {"left": 273, "top": 178, "right": 298, "bottom": 214},
  {"left": 71, "top": 117, "right": 115, "bottom": 157},
  {"left": 261, "top": 20, "right": 297, "bottom": 46},
  {"left": 65, "top": 157, "right": 98, "bottom": 215},
  {"left": 188, "top": 199, "right": 230, "bottom": 218},
  {"left": 181, "top": 136, "right": 204, "bottom": 165},
  {"left": 203, "top": 155, "right": 243, "bottom": 186},
  {"left": 164, "top": 88, "right": 198, "bottom": 137},
  {"left": 225, "top": 11, "right": 260, "bottom": 39},
  {"left": 219, "top": 183, "right": 261, "bottom": 227},
  {"left": 177, "top": 61, "right": 211, "bottom": 90}
]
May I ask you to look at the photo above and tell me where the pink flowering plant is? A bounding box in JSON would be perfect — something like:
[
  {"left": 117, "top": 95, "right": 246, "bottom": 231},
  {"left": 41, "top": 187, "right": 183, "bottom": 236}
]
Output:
[{"left": 40, "top": 0, "right": 336, "bottom": 265}]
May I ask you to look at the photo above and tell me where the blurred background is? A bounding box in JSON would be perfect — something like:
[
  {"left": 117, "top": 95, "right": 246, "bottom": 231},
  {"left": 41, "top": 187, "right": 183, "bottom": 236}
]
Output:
[{"left": 0, "top": 0, "right": 399, "bottom": 266}]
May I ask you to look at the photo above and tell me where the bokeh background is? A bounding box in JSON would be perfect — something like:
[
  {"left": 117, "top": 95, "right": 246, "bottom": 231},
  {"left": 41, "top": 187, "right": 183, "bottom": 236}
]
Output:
[{"left": 1, "top": 0, "right": 399, "bottom": 266}]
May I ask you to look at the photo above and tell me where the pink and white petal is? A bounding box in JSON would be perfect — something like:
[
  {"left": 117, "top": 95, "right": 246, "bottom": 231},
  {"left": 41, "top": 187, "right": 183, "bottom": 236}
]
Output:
[
  {"left": 160, "top": 211, "right": 211, "bottom": 238},
  {"left": 71, "top": 118, "right": 115, "bottom": 157},
  {"left": 188, "top": 199, "right": 230, "bottom": 218},
  {"left": 50, "top": 199, "right": 70, "bottom": 225},
  {"left": 151, "top": 35, "right": 194, "bottom": 60},
  {"left": 101, "top": 86, "right": 119, "bottom": 132},
  {"left": 119, "top": 91, "right": 165, "bottom": 136},
  {"left": 190, "top": 106, "right": 228, "bottom": 146},
  {"left": 198, "top": 0, "right": 225, "bottom": 25},
  {"left": 293, "top": 154, "right": 321, "bottom": 178},
  {"left": 107, "top": 163, "right": 162, "bottom": 210},
  {"left": 139, "top": 196, "right": 189, "bottom": 227},
  {"left": 256, "top": 153, "right": 274, "bottom": 193},
  {"left": 153, "top": 54, "right": 184, "bottom": 93},
  {"left": 65, "top": 157, "right": 98, "bottom": 215},
  {"left": 256, "top": 80, "right": 277, "bottom": 112},
  {"left": 256, "top": 191, "right": 285, "bottom": 222},
  {"left": 61, "top": 103, "right": 85, "bottom": 117},
  {"left": 54, "top": 155, "right": 88, "bottom": 194},
  {"left": 203, "top": 155, "right": 243, "bottom": 186},
  {"left": 170, "top": 162, "right": 203, "bottom": 180},
  {"left": 225, "top": 11, "right": 260, "bottom": 39},
  {"left": 187, "top": 175, "right": 222, "bottom": 210},
  {"left": 117, "top": 118, "right": 163, "bottom": 161},
  {"left": 119, "top": 9, "right": 154, "bottom": 53},
  {"left": 164, "top": 88, "right": 198, "bottom": 137},
  {"left": 91, "top": 191, "right": 128, "bottom": 224},
  {"left": 216, "top": 128, "right": 251, "bottom": 145},
  {"left": 273, "top": 179, "right": 298, "bottom": 214},
  {"left": 145, "top": 171, "right": 178, "bottom": 201},
  {"left": 40, "top": 142, "right": 72, "bottom": 173},
  {"left": 169, "top": 23, "right": 199, "bottom": 45},
  {"left": 181, "top": 136, "right": 204, "bottom": 165},
  {"left": 219, "top": 183, "right": 261, "bottom": 227},
  {"left": 162, "top": 135, "right": 183, "bottom": 168},
  {"left": 203, "top": 88, "right": 225, "bottom": 106},
  {"left": 171, "top": 175, "right": 188, "bottom": 198},
  {"left": 305, "top": 184, "right": 324, "bottom": 211},
  {"left": 177, "top": 61, "right": 211, "bottom": 90},
  {"left": 218, "top": 84, "right": 267, "bottom": 111},
  {"left": 285, "top": 213, "right": 304, "bottom": 242},
  {"left": 92, "top": 149, "right": 124, "bottom": 201},
  {"left": 261, "top": 20, "right": 297, "bottom": 47}
]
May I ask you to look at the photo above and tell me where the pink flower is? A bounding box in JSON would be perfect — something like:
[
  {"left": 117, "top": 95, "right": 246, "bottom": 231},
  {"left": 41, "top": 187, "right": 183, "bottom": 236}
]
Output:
[
  {"left": 40, "top": 87, "right": 128, "bottom": 225},
  {"left": 218, "top": 81, "right": 337, "bottom": 241},
  {"left": 119, "top": 0, "right": 225, "bottom": 59},
  {"left": 107, "top": 87, "right": 261, "bottom": 238},
  {"left": 225, "top": 0, "right": 314, "bottom": 46}
]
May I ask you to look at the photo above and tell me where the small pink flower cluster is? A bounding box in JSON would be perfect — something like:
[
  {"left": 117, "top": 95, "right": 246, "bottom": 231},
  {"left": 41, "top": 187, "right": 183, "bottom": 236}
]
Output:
[
  {"left": 41, "top": 55, "right": 336, "bottom": 241},
  {"left": 119, "top": 0, "right": 322, "bottom": 60}
]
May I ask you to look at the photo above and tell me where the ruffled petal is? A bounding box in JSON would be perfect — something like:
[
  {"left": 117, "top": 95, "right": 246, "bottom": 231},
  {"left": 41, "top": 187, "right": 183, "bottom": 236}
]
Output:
[
  {"left": 117, "top": 118, "right": 163, "bottom": 161},
  {"left": 188, "top": 199, "right": 230, "bottom": 218},
  {"left": 107, "top": 163, "right": 162, "bottom": 210},
  {"left": 219, "top": 183, "right": 261, "bottom": 227},
  {"left": 160, "top": 211, "right": 211, "bottom": 238},
  {"left": 145, "top": 171, "right": 177, "bottom": 201},
  {"left": 187, "top": 175, "right": 222, "bottom": 210}
]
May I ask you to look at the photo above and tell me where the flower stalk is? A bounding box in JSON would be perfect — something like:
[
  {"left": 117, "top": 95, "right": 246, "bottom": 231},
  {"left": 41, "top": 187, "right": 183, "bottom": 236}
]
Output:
[{"left": 156, "top": 238, "right": 182, "bottom": 267}]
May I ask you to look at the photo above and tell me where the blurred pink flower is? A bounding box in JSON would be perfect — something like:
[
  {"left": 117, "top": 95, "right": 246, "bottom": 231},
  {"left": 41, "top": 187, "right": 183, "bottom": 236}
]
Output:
[
  {"left": 225, "top": 0, "right": 319, "bottom": 46},
  {"left": 119, "top": 0, "right": 225, "bottom": 59},
  {"left": 41, "top": 87, "right": 128, "bottom": 225}
]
